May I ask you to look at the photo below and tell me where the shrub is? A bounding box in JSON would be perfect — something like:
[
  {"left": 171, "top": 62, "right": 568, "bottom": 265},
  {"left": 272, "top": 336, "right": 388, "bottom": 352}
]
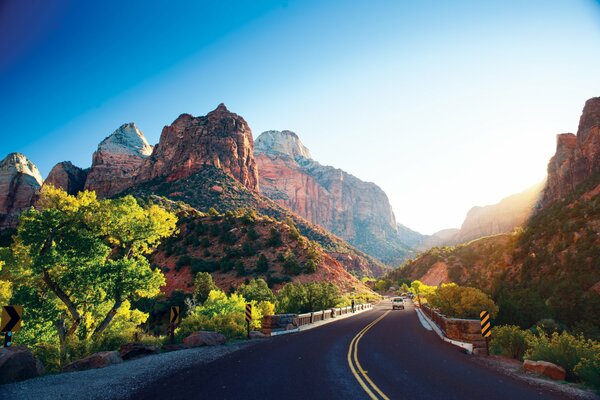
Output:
[
  {"left": 256, "top": 254, "right": 269, "bottom": 273},
  {"left": 304, "top": 259, "right": 318, "bottom": 274},
  {"left": 235, "top": 260, "right": 246, "bottom": 277},
  {"left": 267, "top": 227, "right": 282, "bottom": 247},
  {"left": 428, "top": 283, "right": 498, "bottom": 319},
  {"left": 247, "top": 226, "right": 259, "bottom": 241},
  {"left": 490, "top": 325, "right": 533, "bottom": 360},
  {"left": 193, "top": 272, "right": 218, "bottom": 304},
  {"left": 277, "top": 282, "right": 340, "bottom": 313},
  {"left": 237, "top": 279, "right": 275, "bottom": 303},
  {"left": 30, "top": 342, "right": 61, "bottom": 373},
  {"left": 242, "top": 241, "right": 256, "bottom": 256},
  {"left": 574, "top": 355, "right": 600, "bottom": 390},
  {"left": 525, "top": 331, "right": 598, "bottom": 381},
  {"left": 282, "top": 251, "right": 302, "bottom": 275}
]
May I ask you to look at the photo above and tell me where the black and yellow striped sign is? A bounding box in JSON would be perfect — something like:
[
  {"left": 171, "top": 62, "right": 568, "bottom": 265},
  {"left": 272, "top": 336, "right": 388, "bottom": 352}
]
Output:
[
  {"left": 245, "top": 304, "right": 252, "bottom": 323},
  {"left": 480, "top": 310, "right": 491, "bottom": 338},
  {"left": 170, "top": 306, "right": 180, "bottom": 325}
]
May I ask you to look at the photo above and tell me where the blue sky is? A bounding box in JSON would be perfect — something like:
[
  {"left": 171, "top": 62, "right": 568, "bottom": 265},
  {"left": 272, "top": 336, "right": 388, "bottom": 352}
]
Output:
[{"left": 1, "top": 0, "right": 600, "bottom": 234}]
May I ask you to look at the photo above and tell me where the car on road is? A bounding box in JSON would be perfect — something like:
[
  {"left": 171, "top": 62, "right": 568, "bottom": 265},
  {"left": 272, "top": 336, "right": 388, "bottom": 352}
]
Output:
[{"left": 391, "top": 297, "right": 405, "bottom": 310}]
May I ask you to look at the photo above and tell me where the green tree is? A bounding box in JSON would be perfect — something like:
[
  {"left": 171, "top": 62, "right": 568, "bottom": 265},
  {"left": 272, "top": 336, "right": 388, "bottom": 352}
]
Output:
[
  {"left": 193, "top": 272, "right": 217, "bottom": 304},
  {"left": 237, "top": 279, "right": 275, "bottom": 303},
  {"left": 256, "top": 254, "right": 269, "bottom": 273},
  {"left": 6, "top": 186, "right": 177, "bottom": 360},
  {"left": 428, "top": 283, "right": 498, "bottom": 319},
  {"left": 277, "top": 282, "right": 341, "bottom": 313},
  {"left": 267, "top": 227, "right": 282, "bottom": 247}
]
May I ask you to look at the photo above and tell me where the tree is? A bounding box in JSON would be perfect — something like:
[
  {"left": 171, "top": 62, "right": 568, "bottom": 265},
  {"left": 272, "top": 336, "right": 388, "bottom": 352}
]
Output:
[
  {"left": 400, "top": 283, "right": 410, "bottom": 294},
  {"left": 256, "top": 254, "right": 269, "bottom": 273},
  {"left": 237, "top": 279, "right": 275, "bottom": 303},
  {"left": 193, "top": 272, "right": 217, "bottom": 304},
  {"left": 428, "top": 283, "right": 499, "bottom": 319},
  {"left": 7, "top": 186, "right": 177, "bottom": 360},
  {"left": 0, "top": 256, "right": 11, "bottom": 304},
  {"left": 267, "top": 227, "right": 282, "bottom": 247},
  {"left": 276, "top": 282, "right": 341, "bottom": 313},
  {"left": 410, "top": 280, "right": 436, "bottom": 305}
]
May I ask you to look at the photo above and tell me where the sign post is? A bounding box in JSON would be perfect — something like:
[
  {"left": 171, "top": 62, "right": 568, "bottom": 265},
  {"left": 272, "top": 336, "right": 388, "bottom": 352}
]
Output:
[
  {"left": 169, "top": 306, "right": 180, "bottom": 344},
  {"left": 245, "top": 303, "right": 252, "bottom": 339},
  {"left": 1, "top": 305, "right": 22, "bottom": 347},
  {"left": 479, "top": 310, "right": 492, "bottom": 356}
]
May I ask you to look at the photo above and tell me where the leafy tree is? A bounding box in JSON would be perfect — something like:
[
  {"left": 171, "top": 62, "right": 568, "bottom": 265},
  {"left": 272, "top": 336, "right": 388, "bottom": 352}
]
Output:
[
  {"left": 193, "top": 272, "right": 217, "bottom": 304},
  {"left": 427, "top": 283, "right": 498, "bottom": 319},
  {"left": 256, "top": 254, "right": 269, "bottom": 273},
  {"left": 0, "top": 257, "right": 11, "bottom": 304},
  {"left": 282, "top": 250, "right": 302, "bottom": 275},
  {"left": 304, "top": 259, "right": 318, "bottom": 274},
  {"left": 277, "top": 282, "right": 341, "bottom": 313},
  {"left": 400, "top": 283, "right": 410, "bottom": 294},
  {"left": 5, "top": 186, "right": 177, "bottom": 360},
  {"left": 237, "top": 279, "right": 275, "bottom": 303},
  {"left": 267, "top": 227, "right": 282, "bottom": 247}
]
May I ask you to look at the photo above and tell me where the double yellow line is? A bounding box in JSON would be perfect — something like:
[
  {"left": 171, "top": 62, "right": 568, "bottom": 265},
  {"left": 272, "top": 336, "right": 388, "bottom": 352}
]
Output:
[{"left": 347, "top": 311, "right": 391, "bottom": 400}]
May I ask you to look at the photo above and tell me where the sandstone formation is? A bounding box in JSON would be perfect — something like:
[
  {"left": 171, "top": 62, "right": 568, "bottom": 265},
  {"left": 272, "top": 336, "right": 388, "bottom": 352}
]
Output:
[
  {"left": 0, "top": 153, "right": 43, "bottom": 228},
  {"left": 139, "top": 103, "right": 259, "bottom": 191},
  {"left": 255, "top": 130, "right": 411, "bottom": 264},
  {"left": 523, "top": 360, "right": 566, "bottom": 381},
  {"left": 541, "top": 97, "right": 600, "bottom": 207},
  {"left": 44, "top": 161, "right": 88, "bottom": 195},
  {"left": 84, "top": 123, "right": 153, "bottom": 198}
]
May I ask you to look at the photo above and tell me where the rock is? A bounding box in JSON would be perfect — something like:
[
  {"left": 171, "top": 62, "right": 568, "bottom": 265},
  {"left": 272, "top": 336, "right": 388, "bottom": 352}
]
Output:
[
  {"left": 118, "top": 342, "right": 159, "bottom": 360},
  {"left": 523, "top": 360, "right": 566, "bottom": 381},
  {"left": 0, "top": 153, "right": 43, "bottom": 229},
  {"left": 0, "top": 346, "right": 44, "bottom": 384},
  {"left": 44, "top": 161, "right": 88, "bottom": 195},
  {"left": 261, "top": 314, "right": 299, "bottom": 331},
  {"left": 182, "top": 331, "right": 226, "bottom": 347},
  {"left": 138, "top": 103, "right": 259, "bottom": 191},
  {"left": 62, "top": 350, "right": 122, "bottom": 372},
  {"left": 249, "top": 331, "right": 268, "bottom": 339},
  {"left": 161, "top": 343, "right": 189, "bottom": 352},
  {"left": 255, "top": 130, "right": 411, "bottom": 265},
  {"left": 541, "top": 97, "right": 600, "bottom": 207},
  {"left": 84, "top": 123, "right": 153, "bottom": 198}
]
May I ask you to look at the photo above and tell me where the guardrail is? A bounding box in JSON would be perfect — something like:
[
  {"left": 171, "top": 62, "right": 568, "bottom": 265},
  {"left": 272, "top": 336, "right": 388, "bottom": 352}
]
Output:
[
  {"left": 420, "top": 304, "right": 486, "bottom": 353},
  {"left": 296, "top": 303, "right": 372, "bottom": 327}
]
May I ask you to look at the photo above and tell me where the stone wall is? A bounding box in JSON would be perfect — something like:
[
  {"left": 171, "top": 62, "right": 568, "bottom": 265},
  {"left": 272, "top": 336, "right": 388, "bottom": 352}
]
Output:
[{"left": 421, "top": 305, "right": 487, "bottom": 353}]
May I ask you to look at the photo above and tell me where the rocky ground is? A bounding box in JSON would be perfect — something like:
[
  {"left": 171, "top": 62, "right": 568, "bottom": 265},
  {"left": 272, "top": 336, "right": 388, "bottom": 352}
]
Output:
[{"left": 0, "top": 341, "right": 258, "bottom": 400}]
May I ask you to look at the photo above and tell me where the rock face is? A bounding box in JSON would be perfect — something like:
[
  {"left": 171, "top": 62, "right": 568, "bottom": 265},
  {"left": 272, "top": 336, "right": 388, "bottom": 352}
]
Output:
[
  {"left": 139, "top": 104, "right": 259, "bottom": 191},
  {"left": 0, "top": 153, "right": 43, "bottom": 228},
  {"left": 0, "top": 346, "right": 44, "bottom": 384},
  {"left": 453, "top": 182, "right": 544, "bottom": 244},
  {"left": 255, "top": 130, "right": 411, "bottom": 264},
  {"left": 84, "top": 123, "right": 153, "bottom": 198},
  {"left": 541, "top": 97, "right": 600, "bottom": 207},
  {"left": 44, "top": 161, "right": 88, "bottom": 195}
]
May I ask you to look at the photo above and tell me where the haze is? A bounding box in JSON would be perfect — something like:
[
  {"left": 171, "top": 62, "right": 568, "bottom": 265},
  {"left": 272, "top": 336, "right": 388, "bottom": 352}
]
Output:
[{"left": 2, "top": 0, "right": 600, "bottom": 234}]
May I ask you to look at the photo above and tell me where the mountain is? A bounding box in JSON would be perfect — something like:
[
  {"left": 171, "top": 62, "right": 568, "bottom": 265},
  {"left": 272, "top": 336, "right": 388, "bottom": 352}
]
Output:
[
  {"left": 415, "top": 228, "right": 459, "bottom": 251},
  {"left": 255, "top": 130, "right": 413, "bottom": 265},
  {"left": 391, "top": 96, "right": 600, "bottom": 336},
  {"left": 396, "top": 223, "right": 430, "bottom": 249},
  {"left": 0, "top": 153, "right": 43, "bottom": 229},
  {"left": 44, "top": 161, "right": 88, "bottom": 195}
]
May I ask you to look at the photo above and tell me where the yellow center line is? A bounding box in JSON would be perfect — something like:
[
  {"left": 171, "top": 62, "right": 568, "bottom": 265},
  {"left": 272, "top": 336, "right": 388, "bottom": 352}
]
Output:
[{"left": 347, "top": 310, "right": 391, "bottom": 400}]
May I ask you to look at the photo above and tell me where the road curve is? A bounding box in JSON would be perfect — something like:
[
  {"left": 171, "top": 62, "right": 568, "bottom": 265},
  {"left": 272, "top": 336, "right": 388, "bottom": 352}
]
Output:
[{"left": 130, "top": 301, "right": 576, "bottom": 400}]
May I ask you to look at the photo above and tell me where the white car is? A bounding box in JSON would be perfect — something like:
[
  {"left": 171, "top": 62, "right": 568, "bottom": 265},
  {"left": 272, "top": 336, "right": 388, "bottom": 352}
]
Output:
[{"left": 392, "top": 297, "right": 405, "bottom": 310}]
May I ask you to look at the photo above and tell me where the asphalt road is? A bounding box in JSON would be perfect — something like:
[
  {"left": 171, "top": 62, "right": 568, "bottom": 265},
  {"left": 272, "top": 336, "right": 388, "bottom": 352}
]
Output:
[{"left": 130, "top": 301, "right": 576, "bottom": 400}]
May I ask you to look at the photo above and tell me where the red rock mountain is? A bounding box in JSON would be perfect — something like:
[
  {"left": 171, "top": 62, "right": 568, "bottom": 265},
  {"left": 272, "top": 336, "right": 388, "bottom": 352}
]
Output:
[
  {"left": 137, "top": 103, "right": 259, "bottom": 191},
  {"left": 541, "top": 97, "right": 600, "bottom": 207},
  {"left": 44, "top": 161, "right": 89, "bottom": 195},
  {"left": 0, "top": 153, "right": 43, "bottom": 228},
  {"left": 255, "top": 130, "right": 412, "bottom": 264}
]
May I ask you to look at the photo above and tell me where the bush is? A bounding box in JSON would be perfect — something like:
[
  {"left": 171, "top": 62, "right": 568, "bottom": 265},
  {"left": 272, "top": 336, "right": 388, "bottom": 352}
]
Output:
[
  {"left": 267, "top": 227, "right": 282, "bottom": 247},
  {"left": 237, "top": 279, "right": 275, "bottom": 303},
  {"left": 31, "top": 342, "right": 61, "bottom": 373},
  {"left": 193, "top": 272, "right": 217, "bottom": 304},
  {"left": 304, "top": 259, "right": 318, "bottom": 274},
  {"left": 256, "top": 254, "right": 269, "bottom": 273},
  {"left": 282, "top": 251, "right": 302, "bottom": 275},
  {"left": 490, "top": 325, "right": 534, "bottom": 360},
  {"left": 574, "top": 355, "right": 600, "bottom": 390},
  {"left": 428, "top": 283, "right": 498, "bottom": 319},
  {"left": 277, "top": 282, "right": 341, "bottom": 314},
  {"left": 525, "top": 331, "right": 598, "bottom": 381}
]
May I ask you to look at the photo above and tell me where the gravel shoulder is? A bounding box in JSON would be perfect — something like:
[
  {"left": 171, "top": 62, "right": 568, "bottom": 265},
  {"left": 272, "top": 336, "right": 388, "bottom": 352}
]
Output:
[
  {"left": 474, "top": 355, "right": 600, "bottom": 400},
  {"left": 0, "top": 341, "right": 258, "bottom": 400}
]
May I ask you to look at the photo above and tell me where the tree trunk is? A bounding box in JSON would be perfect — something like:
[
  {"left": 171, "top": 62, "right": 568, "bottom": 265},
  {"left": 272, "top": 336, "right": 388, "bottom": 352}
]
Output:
[
  {"left": 55, "top": 318, "right": 67, "bottom": 367},
  {"left": 42, "top": 269, "right": 82, "bottom": 334},
  {"left": 91, "top": 298, "right": 123, "bottom": 338}
]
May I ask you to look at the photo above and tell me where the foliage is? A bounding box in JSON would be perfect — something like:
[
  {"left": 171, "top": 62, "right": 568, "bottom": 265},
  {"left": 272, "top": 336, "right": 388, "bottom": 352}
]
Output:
[
  {"left": 4, "top": 186, "right": 176, "bottom": 364},
  {"left": 267, "top": 227, "right": 282, "bottom": 247},
  {"left": 0, "top": 258, "right": 12, "bottom": 304},
  {"left": 409, "top": 280, "right": 436, "bottom": 303},
  {"left": 282, "top": 250, "right": 302, "bottom": 275},
  {"left": 256, "top": 254, "right": 269, "bottom": 273},
  {"left": 193, "top": 272, "right": 217, "bottom": 304},
  {"left": 276, "top": 282, "right": 341, "bottom": 314},
  {"left": 490, "top": 325, "right": 534, "bottom": 360},
  {"left": 427, "top": 283, "right": 498, "bottom": 319},
  {"left": 236, "top": 279, "right": 276, "bottom": 303}
]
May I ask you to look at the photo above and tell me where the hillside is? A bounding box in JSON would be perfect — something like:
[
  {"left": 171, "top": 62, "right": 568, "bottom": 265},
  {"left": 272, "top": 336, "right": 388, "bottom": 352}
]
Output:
[
  {"left": 125, "top": 166, "right": 389, "bottom": 277},
  {"left": 146, "top": 199, "right": 374, "bottom": 296}
]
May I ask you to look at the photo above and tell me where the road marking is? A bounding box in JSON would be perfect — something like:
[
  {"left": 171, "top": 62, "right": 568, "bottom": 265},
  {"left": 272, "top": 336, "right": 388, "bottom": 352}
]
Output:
[{"left": 347, "top": 310, "right": 391, "bottom": 400}]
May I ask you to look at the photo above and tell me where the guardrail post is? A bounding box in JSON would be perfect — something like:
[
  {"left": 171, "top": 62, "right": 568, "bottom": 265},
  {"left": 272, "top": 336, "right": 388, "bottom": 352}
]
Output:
[{"left": 310, "top": 312, "right": 314, "bottom": 323}]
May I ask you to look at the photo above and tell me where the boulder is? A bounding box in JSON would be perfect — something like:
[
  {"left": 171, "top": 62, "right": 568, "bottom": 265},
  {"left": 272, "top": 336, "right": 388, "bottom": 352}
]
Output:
[
  {"left": 182, "top": 331, "right": 226, "bottom": 347},
  {"left": 161, "top": 343, "right": 189, "bottom": 352},
  {"left": 119, "top": 342, "right": 160, "bottom": 360},
  {"left": 0, "top": 346, "right": 44, "bottom": 384},
  {"left": 62, "top": 350, "right": 122, "bottom": 372},
  {"left": 249, "top": 331, "right": 267, "bottom": 339},
  {"left": 523, "top": 360, "right": 566, "bottom": 381}
]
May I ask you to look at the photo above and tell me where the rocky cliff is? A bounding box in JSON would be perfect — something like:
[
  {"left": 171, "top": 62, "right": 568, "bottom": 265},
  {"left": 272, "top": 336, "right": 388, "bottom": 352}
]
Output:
[
  {"left": 84, "top": 123, "right": 153, "bottom": 198},
  {"left": 541, "top": 97, "right": 600, "bottom": 207},
  {"left": 0, "top": 153, "right": 43, "bottom": 228},
  {"left": 138, "top": 104, "right": 259, "bottom": 191},
  {"left": 44, "top": 161, "right": 88, "bottom": 195},
  {"left": 255, "top": 130, "right": 412, "bottom": 265}
]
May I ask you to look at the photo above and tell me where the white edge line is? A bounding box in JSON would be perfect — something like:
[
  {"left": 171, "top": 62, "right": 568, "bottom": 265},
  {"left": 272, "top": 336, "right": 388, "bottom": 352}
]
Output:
[{"left": 415, "top": 308, "right": 474, "bottom": 354}]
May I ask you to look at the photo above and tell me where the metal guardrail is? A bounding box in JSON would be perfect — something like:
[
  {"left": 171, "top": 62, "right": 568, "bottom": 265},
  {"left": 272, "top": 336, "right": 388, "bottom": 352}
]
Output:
[{"left": 296, "top": 303, "right": 372, "bottom": 327}]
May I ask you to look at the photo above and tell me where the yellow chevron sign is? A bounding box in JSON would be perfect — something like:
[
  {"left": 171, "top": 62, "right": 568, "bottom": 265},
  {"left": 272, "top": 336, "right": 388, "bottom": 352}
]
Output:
[
  {"left": 245, "top": 304, "right": 252, "bottom": 322},
  {"left": 479, "top": 310, "right": 491, "bottom": 338},
  {"left": 170, "top": 306, "right": 180, "bottom": 325}
]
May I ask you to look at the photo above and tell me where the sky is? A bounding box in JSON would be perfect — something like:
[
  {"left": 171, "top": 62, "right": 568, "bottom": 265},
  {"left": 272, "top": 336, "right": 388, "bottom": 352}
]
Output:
[{"left": 1, "top": 0, "right": 600, "bottom": 234}]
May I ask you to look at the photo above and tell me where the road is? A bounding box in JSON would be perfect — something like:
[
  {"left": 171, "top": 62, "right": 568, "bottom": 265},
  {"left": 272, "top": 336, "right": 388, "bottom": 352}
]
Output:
[{"left": 130, "top": 301, "right": 576, "bottom": 400}]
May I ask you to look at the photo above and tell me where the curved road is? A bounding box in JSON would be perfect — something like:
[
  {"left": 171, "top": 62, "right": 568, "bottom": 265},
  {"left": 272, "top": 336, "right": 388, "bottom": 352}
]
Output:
[{"left": 131, "top": 301, "right": 576, "bottom": 399}]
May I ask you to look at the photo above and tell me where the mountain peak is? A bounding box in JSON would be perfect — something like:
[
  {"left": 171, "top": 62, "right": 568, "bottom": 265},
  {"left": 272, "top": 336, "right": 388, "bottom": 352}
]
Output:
[
  {"left": 0, "top": 152, "right": 43, "bottom": 185},
  {"left": 255, "top": 130, "right": 312, "bottom": 160},
  {"left": 97, "top": 123, "right": 153, "bottom": 157}
]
